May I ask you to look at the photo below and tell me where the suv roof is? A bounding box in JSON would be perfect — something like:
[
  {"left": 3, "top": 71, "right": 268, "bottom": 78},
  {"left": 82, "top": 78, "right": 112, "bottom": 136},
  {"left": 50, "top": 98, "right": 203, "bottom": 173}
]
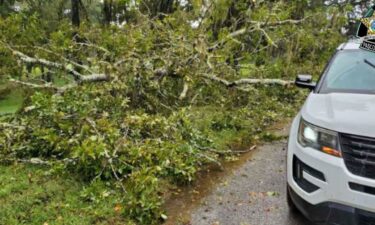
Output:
[{"left": 337, "top": 39, "right": 361, "bottom": 50}]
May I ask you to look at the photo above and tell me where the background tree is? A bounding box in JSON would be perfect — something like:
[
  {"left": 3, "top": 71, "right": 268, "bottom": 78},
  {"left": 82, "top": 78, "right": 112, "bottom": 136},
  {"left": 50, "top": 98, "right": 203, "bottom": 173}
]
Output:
[
  {"left": 140, "top": 0, "right": 176, "bottom": 18},
  {"left": 103, "top": 0, "right": 113, "bottom": 25},
  {"left": 71, "top": 0, "right": 80, "bottom": 27}
]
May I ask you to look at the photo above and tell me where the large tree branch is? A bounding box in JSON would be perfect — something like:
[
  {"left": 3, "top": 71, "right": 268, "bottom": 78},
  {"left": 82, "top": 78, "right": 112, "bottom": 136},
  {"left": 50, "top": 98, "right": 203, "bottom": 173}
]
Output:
[
  {"left": 8, "top": 79, "right": 78, "bottom": 94},
  {"left": 202, "top": 74, "right": 293, "bottom": 88},
  {"left": 9, "top": 79, "right": 59, "bottom": 90},
  {"left": 209, "top": 17, "right": 308, "bottom": 51},
  {"left": 32, "top": 46, "right": 96, "bottom": 74},
  {"left": 8, "top": 46, "right": 109, "bottom": 83},
  {"left": 248, "top": 18, "right": 309, "bottom": 27}
]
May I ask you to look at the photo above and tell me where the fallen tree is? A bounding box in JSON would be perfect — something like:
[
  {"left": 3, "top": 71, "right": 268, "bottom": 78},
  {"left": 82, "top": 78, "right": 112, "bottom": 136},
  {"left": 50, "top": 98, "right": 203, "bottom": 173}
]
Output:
[{"left": 0, "top": 1, "right": 346, "bottom": 224}]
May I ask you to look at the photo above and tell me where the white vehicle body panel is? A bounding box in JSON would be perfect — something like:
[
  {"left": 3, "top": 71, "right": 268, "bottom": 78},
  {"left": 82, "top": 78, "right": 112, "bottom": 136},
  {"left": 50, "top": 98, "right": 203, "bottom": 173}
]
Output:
[
  {"left": 301, "top": 93, "right": 375, "bottom": 138},
  {"left": 287, "top": 39, "right": 375, "bottom": 217},
  {"left": 287, "top": 113, "right": 375, "bottom": 213}
]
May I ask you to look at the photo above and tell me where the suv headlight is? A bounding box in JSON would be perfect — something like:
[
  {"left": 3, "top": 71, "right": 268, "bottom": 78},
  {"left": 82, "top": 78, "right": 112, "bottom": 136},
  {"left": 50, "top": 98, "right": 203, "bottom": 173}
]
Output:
[{"left": 298, "top": 119, "right": 341, "bottom": 157}]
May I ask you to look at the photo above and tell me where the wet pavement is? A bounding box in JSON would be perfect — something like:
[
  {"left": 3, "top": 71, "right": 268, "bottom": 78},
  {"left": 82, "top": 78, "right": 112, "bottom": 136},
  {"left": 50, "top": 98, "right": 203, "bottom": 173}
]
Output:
[
  {"left": 189, "top": 136, "right": 313, "bottom": 225},
  {"left": 164, "top": 122, "right": 315, "bottom": 225}
]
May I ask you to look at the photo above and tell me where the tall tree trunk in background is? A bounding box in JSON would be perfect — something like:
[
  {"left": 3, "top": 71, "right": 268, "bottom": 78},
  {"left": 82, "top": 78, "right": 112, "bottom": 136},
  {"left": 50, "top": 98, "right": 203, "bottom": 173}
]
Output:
[
  {"left": 71, "top": 0, "right": 80, "bottom": 27},
  {"left": 309, "top": 0, "right": 324, "bottom": 9},
  {"left": 103, "top": 0, "right": 113, "bottom": 25},
  {"left": 156, "top": 0, "right": 175, "bottom": 18},
  {"left": 141, "top": 0, "right": 175, "bottom": 18},
  {"left": 159, "top": 0, "right": 174, "bottom": 14},
  {"left": 212, "top": 1, "right": 249, "bottom": 40},
  {"left": 292, "top": 0, "right": 307, "bottom": 20}
]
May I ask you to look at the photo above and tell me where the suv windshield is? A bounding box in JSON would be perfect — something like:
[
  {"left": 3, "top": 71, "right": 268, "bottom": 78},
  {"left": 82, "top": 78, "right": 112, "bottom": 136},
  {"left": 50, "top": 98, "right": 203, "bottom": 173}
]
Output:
[{"left": 320, "top": 49, "right": 375, "bottom": 94}]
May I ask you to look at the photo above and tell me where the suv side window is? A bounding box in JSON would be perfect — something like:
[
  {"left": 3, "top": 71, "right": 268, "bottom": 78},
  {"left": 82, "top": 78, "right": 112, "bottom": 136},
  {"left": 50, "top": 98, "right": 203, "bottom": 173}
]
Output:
[{"left": 315, "top": 51, "right": 339, "bottom": 93}]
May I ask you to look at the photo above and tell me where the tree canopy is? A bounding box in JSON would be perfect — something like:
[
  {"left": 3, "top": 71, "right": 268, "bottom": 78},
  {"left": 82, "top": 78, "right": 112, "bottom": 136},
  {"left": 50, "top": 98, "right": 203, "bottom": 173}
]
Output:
[{"left": 0, "top": 0, "right": 373, "bottom": 224}]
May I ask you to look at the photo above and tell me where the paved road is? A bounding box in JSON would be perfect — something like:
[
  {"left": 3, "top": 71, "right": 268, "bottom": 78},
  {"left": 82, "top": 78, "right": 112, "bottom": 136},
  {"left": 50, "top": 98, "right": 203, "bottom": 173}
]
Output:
[{"left": 189, "top": 126, "right": 314, "bottom": 225}]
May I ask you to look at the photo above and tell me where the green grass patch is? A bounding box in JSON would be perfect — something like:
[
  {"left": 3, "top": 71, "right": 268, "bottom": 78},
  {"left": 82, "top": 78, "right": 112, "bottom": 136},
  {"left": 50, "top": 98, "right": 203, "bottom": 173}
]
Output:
[
  {"left": 0, "top": 75, "right": 73, "bottom": 115},
  {"left": 0, "top": 164, "right": 131, "bottom": 225},
  {"left": 0, "top": 89, "right": 23, "bottom": 115}
]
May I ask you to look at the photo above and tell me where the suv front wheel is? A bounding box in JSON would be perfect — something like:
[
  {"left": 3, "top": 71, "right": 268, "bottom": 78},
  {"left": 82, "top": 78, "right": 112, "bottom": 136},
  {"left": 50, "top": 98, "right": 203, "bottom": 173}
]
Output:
[{"left": 287, "top": 185, "right": 299, "bottom": 213}]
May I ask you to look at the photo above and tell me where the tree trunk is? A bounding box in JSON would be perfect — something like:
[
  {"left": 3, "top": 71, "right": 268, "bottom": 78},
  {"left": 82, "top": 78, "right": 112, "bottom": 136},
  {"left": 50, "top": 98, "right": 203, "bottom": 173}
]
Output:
[
  {"left": 71, "top": 0, "right": 80, "bottom": 27},
  {"left": 292, "top": 0, "right": 307, "bottom": 20},
  {"left": 41, "top": 67, "right": 52, "bottom": 83},
  {"left": 103, "top": 0, "right": 113, "bottom": 25},
  {"left": 159, "top": 0, "right": 174, "bottom": 14},
  {"left": 141, "top": 0, "right": 175, "bottom": 18}
]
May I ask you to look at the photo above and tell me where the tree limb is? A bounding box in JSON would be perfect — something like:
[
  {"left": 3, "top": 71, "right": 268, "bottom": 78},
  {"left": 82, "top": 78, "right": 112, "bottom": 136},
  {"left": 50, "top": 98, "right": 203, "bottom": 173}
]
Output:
[
  {"left": 209, "top": 17, "right": 308, "bottom": 51},
  {"left": 9, "top": 79, "right": 59, "bottom": 90},
  {"left": 202, "top": 74, "right": 293, "bottom": 88},
  {"left": 248, "top": 18, "right": 309, "bottom": 27},
  {"left": 9, "top": 79, "right": 78, "bottom": 93},
  {"left": 7, "top": 46, "right": 109, "bottom": 83}
]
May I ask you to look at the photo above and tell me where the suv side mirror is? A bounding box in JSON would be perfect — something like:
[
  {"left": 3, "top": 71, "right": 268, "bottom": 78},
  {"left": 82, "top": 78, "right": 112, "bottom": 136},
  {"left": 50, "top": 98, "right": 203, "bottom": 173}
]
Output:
[{"left": 295, "top": 74, "right": 316, "bottom": 90}]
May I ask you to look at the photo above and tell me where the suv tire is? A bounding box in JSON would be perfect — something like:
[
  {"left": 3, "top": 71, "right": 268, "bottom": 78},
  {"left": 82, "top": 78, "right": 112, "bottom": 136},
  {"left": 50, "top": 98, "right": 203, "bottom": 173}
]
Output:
[{"left": 287, "top": 185, "right": 299, "bottom": 213}]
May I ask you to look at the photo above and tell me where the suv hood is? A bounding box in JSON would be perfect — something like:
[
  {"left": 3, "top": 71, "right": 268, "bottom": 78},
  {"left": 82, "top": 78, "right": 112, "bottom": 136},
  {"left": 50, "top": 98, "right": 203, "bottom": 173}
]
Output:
[{"left": 301, "top": 93, "right": 375, "bottom": 138}]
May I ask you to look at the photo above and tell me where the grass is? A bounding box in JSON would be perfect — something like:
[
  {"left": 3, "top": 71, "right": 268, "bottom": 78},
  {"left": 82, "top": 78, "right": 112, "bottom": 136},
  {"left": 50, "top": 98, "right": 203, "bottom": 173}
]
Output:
[
  {"left": 0, "top": 89, "right": 23, "bottom": 115},
  {"left": 0, "top": 74, "right": 74, "bottom": 115},
  {"left": 0, "top": 164, "right": 130, "bottom": 225}
]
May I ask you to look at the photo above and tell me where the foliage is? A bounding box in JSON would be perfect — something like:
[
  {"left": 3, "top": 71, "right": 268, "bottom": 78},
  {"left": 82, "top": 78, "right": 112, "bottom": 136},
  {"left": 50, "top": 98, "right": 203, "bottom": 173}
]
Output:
[
  {"left": 0, "top": 0, "right": 364, "bottom": 224},
  {"left": 0, "top": 164, "right": 135, "bottom": 225},
  {"left": 1, "top": 84, "right": 219, "bottom": 224}
]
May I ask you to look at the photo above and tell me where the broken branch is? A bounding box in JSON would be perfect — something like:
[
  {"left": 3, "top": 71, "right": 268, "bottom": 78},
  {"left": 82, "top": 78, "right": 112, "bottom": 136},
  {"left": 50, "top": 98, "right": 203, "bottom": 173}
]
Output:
[
  {"left": 7, "top": 46, "right": 109, "bottom": 83},
  {"left": 202, "top": 74, "right": 293, "bottom": 88},
  {"left": 179, "top": 82, "right": 189, "bottom": 100}
]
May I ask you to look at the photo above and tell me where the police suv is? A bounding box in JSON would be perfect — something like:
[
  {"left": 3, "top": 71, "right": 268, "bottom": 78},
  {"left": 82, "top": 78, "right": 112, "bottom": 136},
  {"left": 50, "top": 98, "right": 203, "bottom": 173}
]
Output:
[{"left": 286, "top": 9, "right": 375, "bottom": 225}]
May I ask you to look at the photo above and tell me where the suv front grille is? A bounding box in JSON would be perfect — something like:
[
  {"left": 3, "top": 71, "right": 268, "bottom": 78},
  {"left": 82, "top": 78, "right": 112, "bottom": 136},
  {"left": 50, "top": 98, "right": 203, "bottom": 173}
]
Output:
[
  {"left": 358, "top": 212, "right": 375, "bottom": 225},
  {"left": 349, "top": 182, "right": 375, "bottom": 195},
  {"left": 340, "top": 133, "right": 375, "bottom": 179}
]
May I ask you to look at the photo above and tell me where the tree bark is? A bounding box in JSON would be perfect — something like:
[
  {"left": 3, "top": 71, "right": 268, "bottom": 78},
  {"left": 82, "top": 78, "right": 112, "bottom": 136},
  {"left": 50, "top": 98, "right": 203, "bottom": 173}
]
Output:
[
  {"left": 103, "top": 0, "right": 113, "bottom": 25},
  {"left": 71, "top": 0, "right": 80, "bottom": 27},
  {"left": 202, "top": 74, "right": 293, "bottom": 88},
  {"left": 142, "top": 0, "right": 175, "bottom": 18},
  {"left": 9, "top": 47, "right": 108, "bottom": 83},
  {"left": 292, "top": 0, "right": 307, "bottom": 20},
  {"left": 160, "top": 0, "right": 174, "bottom": 14}
]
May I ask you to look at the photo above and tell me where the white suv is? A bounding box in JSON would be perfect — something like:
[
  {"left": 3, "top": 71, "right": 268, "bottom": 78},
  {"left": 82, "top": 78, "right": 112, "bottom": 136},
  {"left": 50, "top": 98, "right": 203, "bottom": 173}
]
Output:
[{"left": 287, "top": 38, "right": 375, "bottom": 224}]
